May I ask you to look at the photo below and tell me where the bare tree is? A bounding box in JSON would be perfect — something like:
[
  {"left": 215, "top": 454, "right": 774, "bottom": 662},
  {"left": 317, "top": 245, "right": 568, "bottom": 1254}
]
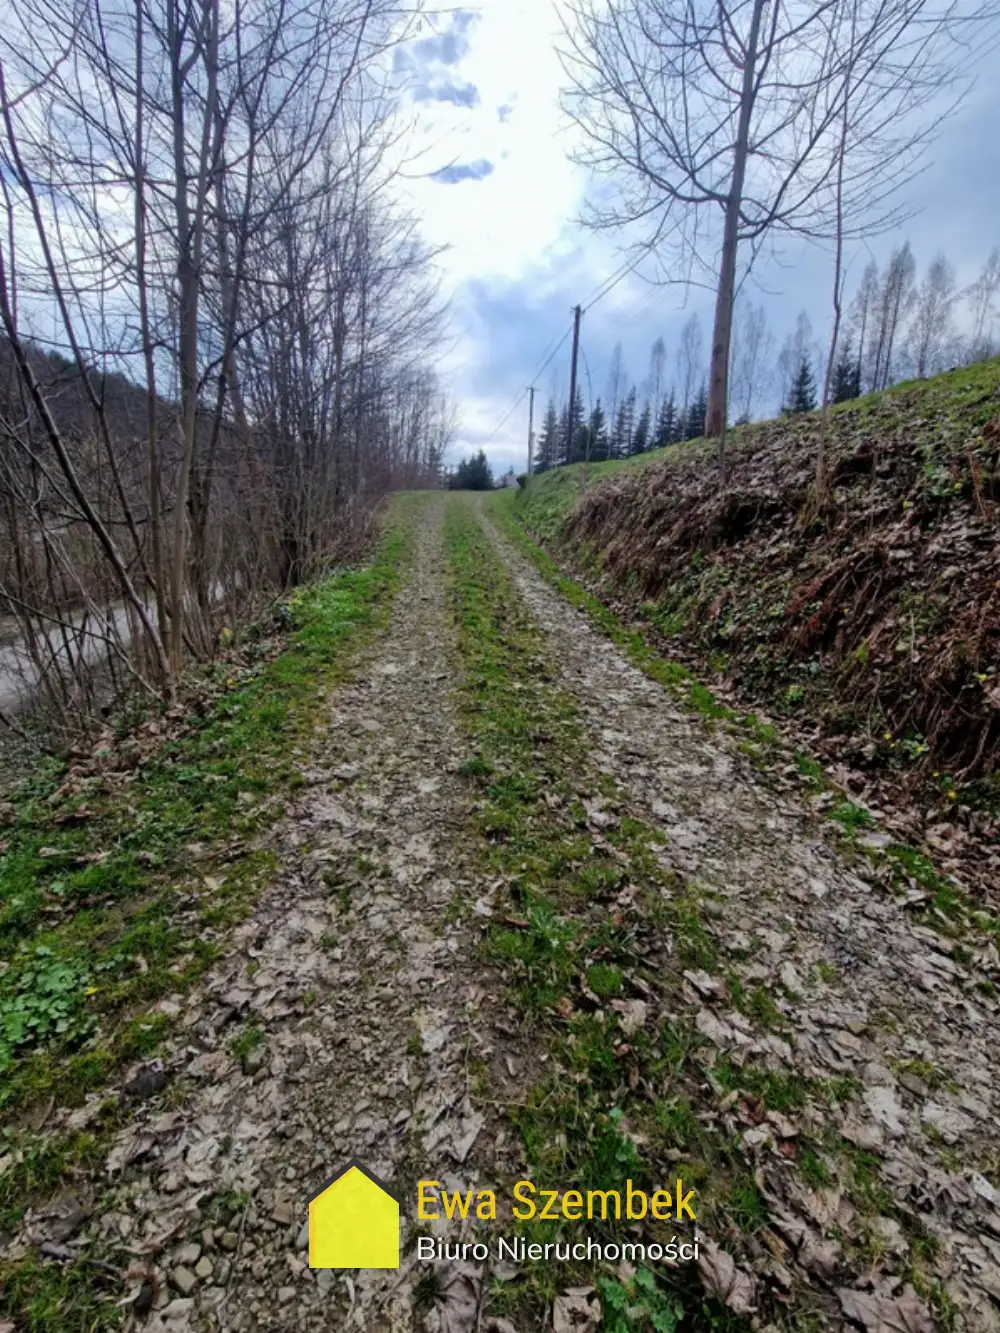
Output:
[
  {"left": 559, "top": 0, "right": 995, "bottom": 464},
  {"left": 0, "top": 0, "right": 446, "bottom": 737},
  {"left": 645, "top": 336, "right": 667, "bottom": 412},
  {"left": 869, "top": 242, "right": 917, "bottom": 390},
  {"left": 605, "top": 341, "right": 627, "bottom": 458},
  {"left": 676, "top": 313, "right": 703, "bottom": 422},
  {"left": 847, "top": 261, "right": 880, "bottom": 392},
  {"left": 730, "top": 300, "right": 774, "bottom": 424},
  {"left": 908, "top": 254, "right": 957, "bottom": 377},
  {"left": 965, "top": 247, "right": 1000, "bottom": 362}
]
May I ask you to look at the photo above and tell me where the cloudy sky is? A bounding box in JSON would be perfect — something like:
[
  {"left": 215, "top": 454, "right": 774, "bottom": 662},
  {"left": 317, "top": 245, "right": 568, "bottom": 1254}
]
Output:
[{"left": 393, "top": 1, "right": 1000, "bottom": 476}]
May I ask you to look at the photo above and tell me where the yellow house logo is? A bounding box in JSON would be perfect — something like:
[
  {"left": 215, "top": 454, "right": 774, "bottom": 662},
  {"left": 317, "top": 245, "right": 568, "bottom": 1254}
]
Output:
[{"left": 308, "top": 1159, "right": 400, "bottom": 1269}]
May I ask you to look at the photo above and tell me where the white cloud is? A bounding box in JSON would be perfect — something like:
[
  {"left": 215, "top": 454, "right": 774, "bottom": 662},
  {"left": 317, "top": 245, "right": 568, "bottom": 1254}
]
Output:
[{"left": 390, "top": 1, "right": 1000, "bottom": 477}]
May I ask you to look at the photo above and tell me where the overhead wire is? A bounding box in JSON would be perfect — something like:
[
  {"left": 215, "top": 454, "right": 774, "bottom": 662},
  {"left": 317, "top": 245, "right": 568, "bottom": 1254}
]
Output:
[
  {"left": 581, "top": 250, "right": 648, "bottom": 314},
  {"left": 477, "top": 319, "right": 574, "bottom": 447},
  {"left": 477, "top": 222, "right": 682, "bottom": 448}
]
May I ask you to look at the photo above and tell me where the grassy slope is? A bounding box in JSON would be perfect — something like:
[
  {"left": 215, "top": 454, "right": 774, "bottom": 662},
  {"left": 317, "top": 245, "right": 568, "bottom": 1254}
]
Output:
[
  {"left": 512, "top": 360, "right": 1000, "bottom": 815},
  {"left": 492, "top": 488, "right": 1000, "bottom": 954},
  {"left": 0, "top": 496, "right": 420, "bottom": 1330}
]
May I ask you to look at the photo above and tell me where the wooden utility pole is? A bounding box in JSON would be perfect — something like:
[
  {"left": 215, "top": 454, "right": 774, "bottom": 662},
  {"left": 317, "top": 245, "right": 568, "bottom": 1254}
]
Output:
[
  {"left": 565, "top": 304, "right": 582, "bottom": 465},
  {"left": 526, "top": 385, "right": 536, "bottom": 475}
]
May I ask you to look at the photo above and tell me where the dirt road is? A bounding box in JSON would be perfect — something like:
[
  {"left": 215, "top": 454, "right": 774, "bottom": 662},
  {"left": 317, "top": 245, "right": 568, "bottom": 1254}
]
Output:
[{"left": 8, "top": 494, "right": 1000, "bottom": 1333}]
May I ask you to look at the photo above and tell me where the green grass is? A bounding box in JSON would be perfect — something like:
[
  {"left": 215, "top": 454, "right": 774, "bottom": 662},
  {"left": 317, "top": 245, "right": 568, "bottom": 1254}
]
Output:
[
  {"left": 491, "top": 487, "right": 1000, "bottom": 955},
  {"left": 0, "top": 496, "right": 422, "bottom": 1333},
  {"left": 0, "top": 501, "right": 415, "bottom": 1112},
  {"left": 516, "top": 358, "right": 1000, "bottom": 544},
  {"left": 228, "top": 1024, "right": 264, "bottom": 1063},
  {"left": 444, "top": 495, "right": 766, "bottom": 1329}
]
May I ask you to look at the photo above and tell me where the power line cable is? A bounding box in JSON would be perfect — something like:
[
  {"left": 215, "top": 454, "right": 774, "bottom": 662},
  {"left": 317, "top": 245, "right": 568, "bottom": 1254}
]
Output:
[
  {"left": 582, "top": 213, "right": 693, "bottom": 315},
  {"left": 581, "top": 254, "right": 643, "bottom": 314},
  {"left": 478, "top": 320, "right": 574, "bottom": 447},
  {"left": 478, "top": 386, "right": 530, "bottom": 448},
  {"left": 529, "top": 321, "right": 573, "bottom": 385}
]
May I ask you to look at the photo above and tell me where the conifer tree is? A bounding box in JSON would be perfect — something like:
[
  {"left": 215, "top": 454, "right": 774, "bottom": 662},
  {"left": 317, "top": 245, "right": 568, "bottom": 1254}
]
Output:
[
  {"left": 655, "top": 393, "right": 677, "bottom": 449},
  {"left": 831, "top": 340, "right": 861, "bottom": 403},
  {"left": 684, "top": 383, "right": 707, "bottom": 440},
  {"left": 567, "top": 387, "right": 587, "bottom": 463},
  {"left": 534, "top": 398, "right": 560, "bottom": 472},
  {"left": 631, "top": 402, "right": 651, "bottom": 455},
  {"left": 587, "top": 400, "right": 609, "bottom": 461},
  {"left": 786, "top": 356, "right": 818, "bottom": 414}
]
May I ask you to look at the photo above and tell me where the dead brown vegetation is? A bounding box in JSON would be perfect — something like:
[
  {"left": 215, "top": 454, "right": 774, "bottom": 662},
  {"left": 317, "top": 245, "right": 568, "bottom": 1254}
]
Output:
[{"left": 559, "top": 361, "right": 1000, "bottom": 782}]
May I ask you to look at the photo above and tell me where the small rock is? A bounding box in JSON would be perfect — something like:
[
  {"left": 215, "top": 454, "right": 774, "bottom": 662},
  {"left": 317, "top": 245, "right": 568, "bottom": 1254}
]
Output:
[
  {"left": 278, "top": 1286, "right": 296, "bottom": 1303},
  {"left": 220, "top": 1230, "right": 239, "bottom": 1251},
  {"left": 160, "top": 1298, "right": 195, "bottom": 1323},
  {"left": 271, "top": 1200, "right": 294, "bottom": 1227},
  {"left": 174, "top": 1242, "right": 201, "bottom": 1266},
  {"left": 171, "top": 1266, "right": 198, "bottom": 1296},
  {"left": 194, "top": 1256, "right": 213, "bottom": 1280},
  {"left": 242, "top": 1047, "right": 266, "bottom": 1075}
]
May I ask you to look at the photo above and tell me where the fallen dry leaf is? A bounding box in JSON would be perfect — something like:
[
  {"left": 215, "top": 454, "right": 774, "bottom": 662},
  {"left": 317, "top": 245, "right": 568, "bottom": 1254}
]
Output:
[
  {"left": 698, "top": 1238, "right": 756, "bottom": 1314},
  {"left": 434, "top": 1261, "right": 482, "bottom": 1333},
  {"left": 105, "top": 1131, "right": 155, "bottom": 1175},
  {"left": 610, "top": 997, "right": 648, "bottom": 1035},
  {"left": 553, "top": 1286, "right": 602, "bottom": 1332},
  {"left": 837, "top": 1285, "right": 935, "bottom": 1333}
]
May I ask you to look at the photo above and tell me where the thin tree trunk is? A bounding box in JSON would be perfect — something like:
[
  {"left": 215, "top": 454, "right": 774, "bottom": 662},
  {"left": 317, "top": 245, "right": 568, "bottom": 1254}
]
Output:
[
  {"left": 819, "top": 7, "right": 854, "bottom": 497},
  {"left": 705, "top": 0, "right": 766, "bottom": 462},
  {"left": 167, "top": 0, "right": 219, "bottom": 676}
]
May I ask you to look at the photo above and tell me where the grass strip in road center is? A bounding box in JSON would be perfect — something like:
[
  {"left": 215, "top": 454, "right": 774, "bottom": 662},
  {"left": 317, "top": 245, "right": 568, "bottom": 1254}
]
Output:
[{"left": 443, "top": 494, "right": 762, "bottom": 1331}]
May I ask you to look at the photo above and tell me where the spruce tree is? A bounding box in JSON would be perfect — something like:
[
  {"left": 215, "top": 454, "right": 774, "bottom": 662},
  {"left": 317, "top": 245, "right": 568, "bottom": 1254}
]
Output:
[
  {"left": 587, "top": 400, "right": 608, "bottom": 461},
  {"left": 447, "top": 449, "right": 493, "bottom": 490},
  {"left": 631, "top": 402, "right": 651, "bottom": 455},
  {"left": 832, "top": 340, "right": 861, "bottom": 403},
  {"left": 655, "top": 393, "right": 676, "bottom": 449},
  {"left": 786, "top": 355, "right": 817, "bottom": 414},
  {"left": 684, "top": 383, "right": 707, "bottom": 440},
  {"left": 534, "top": 398, "right": 559, "bottom": 473}
]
